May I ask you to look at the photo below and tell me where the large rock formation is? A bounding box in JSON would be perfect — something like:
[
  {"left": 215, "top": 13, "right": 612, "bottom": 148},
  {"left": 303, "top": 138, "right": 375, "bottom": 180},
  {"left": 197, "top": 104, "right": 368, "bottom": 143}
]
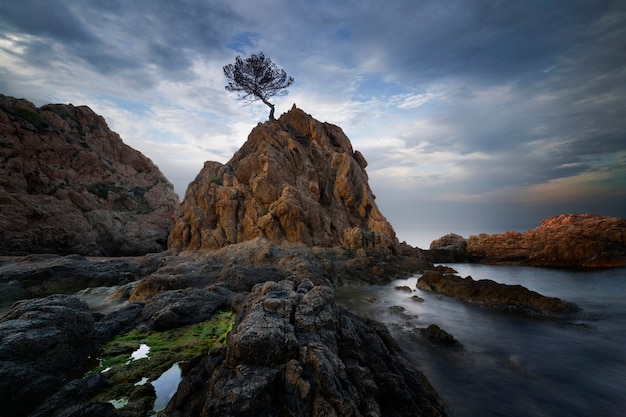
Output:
[
  {"left": 467, "top": 214, "right": 626, "bottom": 267},
  {"left": 169, "top": 106, "right": 401, "bottom": 254},
  {"left": 0, "top": 94, "right": 179, "bottom": 256}
]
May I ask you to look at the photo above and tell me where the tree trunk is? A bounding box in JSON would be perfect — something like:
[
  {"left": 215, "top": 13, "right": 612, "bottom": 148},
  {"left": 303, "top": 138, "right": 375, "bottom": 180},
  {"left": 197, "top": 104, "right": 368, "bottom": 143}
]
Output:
[{"left": 259, "top": 97, "right": 275, "bottom": 120}]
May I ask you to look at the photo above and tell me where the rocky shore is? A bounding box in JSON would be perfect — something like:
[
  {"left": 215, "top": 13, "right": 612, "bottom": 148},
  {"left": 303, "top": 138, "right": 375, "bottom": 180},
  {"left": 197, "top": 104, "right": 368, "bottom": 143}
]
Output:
[
  {"left": 1, "top": 97, "right": 598, "bottom": 416},
  {"left": 0, "top": 241, "right": 446, "bottom": 417}
]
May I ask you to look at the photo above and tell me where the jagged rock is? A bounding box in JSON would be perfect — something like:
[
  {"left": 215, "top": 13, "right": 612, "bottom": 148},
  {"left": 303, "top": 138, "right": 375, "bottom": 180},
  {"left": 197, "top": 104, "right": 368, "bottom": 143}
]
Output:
[
  {"left": 168, "top": 106, "right": 401, "bottom": 254},
  {"left": 419, "top": 324, "right": 463, "bottom": 348},
  {"left": 163, "top": 279, "right": 447, "bottom": 417},
  {"left": 0, "top": 94, "right": 179, "bottom": 256},
  {"left": 417, "top": 270, "right": 580, "bottom": 316},
  {"left": 0, "top": 295, "right": 96, "bottom": 417},
  {"left": 427, "top": 233, "right": 468, "bottom": 262},
  {"left": 467, "top": 214, "right": 626, "bottom": 267}
]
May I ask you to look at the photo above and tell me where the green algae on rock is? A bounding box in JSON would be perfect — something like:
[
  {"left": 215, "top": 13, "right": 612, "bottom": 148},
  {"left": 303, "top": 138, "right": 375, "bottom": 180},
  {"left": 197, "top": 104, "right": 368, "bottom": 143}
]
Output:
[{"left": 88, "top": 310, "right": 233, "bottom": 414}]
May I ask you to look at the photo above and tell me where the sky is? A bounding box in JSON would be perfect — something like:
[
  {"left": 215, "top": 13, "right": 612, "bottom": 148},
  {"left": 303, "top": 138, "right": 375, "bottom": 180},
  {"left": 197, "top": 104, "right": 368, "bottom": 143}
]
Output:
[{"left": 1, "top": 0, "right": 625, "bottom": 248}]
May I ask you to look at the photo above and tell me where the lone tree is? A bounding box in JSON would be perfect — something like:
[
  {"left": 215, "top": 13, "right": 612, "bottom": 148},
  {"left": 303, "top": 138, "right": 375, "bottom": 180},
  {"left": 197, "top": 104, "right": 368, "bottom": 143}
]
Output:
[{"left": 223, "top": 52, "right": 294, "bottom": 120}]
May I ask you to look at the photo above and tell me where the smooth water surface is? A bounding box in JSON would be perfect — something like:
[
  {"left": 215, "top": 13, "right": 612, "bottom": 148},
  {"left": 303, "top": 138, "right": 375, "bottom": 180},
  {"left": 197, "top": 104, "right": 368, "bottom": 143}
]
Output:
[
  {"left": 335, "top": 265, "right": 626, "bottom": 417},
  {"left": 151, "top": 362, "right": 183, "bottom": 414}
]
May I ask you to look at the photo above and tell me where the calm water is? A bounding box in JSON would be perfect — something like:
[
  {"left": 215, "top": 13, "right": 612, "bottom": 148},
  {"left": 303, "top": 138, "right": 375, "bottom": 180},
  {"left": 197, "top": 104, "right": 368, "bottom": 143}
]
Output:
[{"left": 335, "top": 265, "right": 626, "bottom": 417}]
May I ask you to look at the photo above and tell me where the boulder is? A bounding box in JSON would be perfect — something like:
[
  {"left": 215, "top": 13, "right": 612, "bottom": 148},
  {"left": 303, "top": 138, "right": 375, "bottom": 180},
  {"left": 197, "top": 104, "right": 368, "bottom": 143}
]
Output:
[
  {"left": 0, "top": 94, "right": 179, "bottom": 256},
  {"left": 466, "top": 214, "right": 626, "bottom": 267},
  {"left": 168, "top": 106, "right": 402, "bottom": 255},
  {"left": 427, "top": 233, "right": 468, "bottom": 262},
  {"left": 0, "top": 295, "right": 96, "bottom": 417},
  {"left": 417, "top": 270, "right": 579, "bottom": 317}
]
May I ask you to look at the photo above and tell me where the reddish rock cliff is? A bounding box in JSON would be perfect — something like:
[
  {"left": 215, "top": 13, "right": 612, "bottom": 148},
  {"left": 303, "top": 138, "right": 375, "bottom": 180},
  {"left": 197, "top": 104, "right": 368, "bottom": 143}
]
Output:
[
  {"left": 467, "top": 214, "right": 626, "bottom": 267},
  {"left": 169, "top": 106, "right": 401, "bottom": 253},
  {"left": 0, "top": 94, "right": 179, "bottom": 255}
]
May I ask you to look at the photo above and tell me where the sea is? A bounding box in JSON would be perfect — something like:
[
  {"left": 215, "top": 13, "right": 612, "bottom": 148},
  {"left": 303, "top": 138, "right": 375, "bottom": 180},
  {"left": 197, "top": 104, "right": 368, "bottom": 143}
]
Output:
[{"left": 335, "top": 264, "right": 626, "bottom": 417}]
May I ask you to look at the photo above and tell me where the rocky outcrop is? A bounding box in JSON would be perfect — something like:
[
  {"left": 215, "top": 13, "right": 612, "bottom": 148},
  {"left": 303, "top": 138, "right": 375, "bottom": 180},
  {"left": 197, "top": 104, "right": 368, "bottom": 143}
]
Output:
[
  {"left": 0, "top": 94, "right": 179, "bottom": 256},
  {"left": 467, "top": 214, "right": 626, "bottom": 267},
  {"left": 426, "top": 233, "right": 468, "bottom": 263},
  {"left": 164, "top": 279, "right": 447, "bottom": 417},
  {"left": 168, "top": 106, "right": 401, "bottom": 255},
  {"left": 0, "top": 241, "right": 443, "bottom": 417},
  {"left": 417, "top": 270, "right": 580, "bottom": 317}
]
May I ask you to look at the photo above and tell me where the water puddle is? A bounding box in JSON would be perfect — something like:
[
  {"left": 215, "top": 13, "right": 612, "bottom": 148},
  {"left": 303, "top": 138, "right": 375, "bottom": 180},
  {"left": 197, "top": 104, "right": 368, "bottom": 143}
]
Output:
[
  {"left": 109, "top": 398, "right": 129, "bottom": 409},
  {"left": 130, "top": 343, "right": 150, "bottom": 361},
  {"left": 151, "top": 362, "right": 183, "bottom": 415}
]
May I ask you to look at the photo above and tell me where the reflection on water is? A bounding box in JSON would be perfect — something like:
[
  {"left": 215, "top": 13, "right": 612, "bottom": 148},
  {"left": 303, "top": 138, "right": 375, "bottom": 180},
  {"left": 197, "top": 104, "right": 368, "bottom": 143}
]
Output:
[
  {"left": 151, "top": 363, "right": 182, "bottom": 414},
  {"left": 130, "top": 343, "right": 150, "bottom": 361},
  {"left": 335, "top": 265, "right": 626, "bottom": 417}
]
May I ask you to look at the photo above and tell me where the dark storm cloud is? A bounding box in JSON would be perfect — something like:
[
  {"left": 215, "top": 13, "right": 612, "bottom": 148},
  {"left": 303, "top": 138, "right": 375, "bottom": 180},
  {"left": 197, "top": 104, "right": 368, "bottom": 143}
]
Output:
[
  {"left": 0, "top": 0, "right": 242, "bottom": 78},
  {"left": 346, "top": 0, "right": 619, "bottom": 85}
]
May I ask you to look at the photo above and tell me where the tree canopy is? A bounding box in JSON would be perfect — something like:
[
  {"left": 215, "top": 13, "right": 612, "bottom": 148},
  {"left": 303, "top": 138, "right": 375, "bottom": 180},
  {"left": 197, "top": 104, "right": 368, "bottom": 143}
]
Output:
[{"left": 223, "top": 52, "right": 294, "bottom": 120}]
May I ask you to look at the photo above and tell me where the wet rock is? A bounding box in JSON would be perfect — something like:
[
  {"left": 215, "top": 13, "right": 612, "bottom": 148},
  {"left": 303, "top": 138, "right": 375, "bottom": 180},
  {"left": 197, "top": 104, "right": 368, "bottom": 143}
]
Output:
[
  {"left": 394, "top": 285, "right": 413, "bottom": 292},
  {"left": 0, "top": 295, "right": 96, "bottom": 417},
  {"left": 417, "top": 271, "right": 580, "bottom": 317},
  {"left": 29, "top": 373, "right": 116, "bottom": 417},
  {"left": 419, "top": 324, "right": 464, "bottom": 348}
]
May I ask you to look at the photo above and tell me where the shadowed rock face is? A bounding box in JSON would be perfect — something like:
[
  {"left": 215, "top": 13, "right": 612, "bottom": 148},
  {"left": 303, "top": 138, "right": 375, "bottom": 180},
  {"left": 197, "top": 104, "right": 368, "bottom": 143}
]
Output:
[
  {"left": 164, "top": 279, "right": 448, "bottom": 417},
  {"left": 417, "top": 270, "right": 580, "bottom": 316},
  {"left": 467, "top": 214, "right": 626, "bottom": 267},
  {"left": 0, "top": 94, "right": 179, "bottom": 256},
  {"left": 168, "top": 106, "right": 401, "bottom": 254},
  {"left": 427, "top": 233, "right": 468, "bottom": 263}
]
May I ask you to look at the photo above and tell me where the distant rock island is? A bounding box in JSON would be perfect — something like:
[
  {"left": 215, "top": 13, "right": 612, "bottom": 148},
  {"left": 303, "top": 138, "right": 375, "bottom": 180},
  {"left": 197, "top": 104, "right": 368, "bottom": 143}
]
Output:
[
  {"left": 0, "top": 94, "right": 179, "bottom": 256},
  {"left": 428, "top": 213, "right": 626, "bottom": 268}
]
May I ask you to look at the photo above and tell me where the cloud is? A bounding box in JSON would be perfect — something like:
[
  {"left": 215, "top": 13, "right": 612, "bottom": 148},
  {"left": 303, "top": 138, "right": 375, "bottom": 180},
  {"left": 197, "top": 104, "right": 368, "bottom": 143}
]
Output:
[{"left": 0, "top": 0, "right": 624, "bottom": 246}]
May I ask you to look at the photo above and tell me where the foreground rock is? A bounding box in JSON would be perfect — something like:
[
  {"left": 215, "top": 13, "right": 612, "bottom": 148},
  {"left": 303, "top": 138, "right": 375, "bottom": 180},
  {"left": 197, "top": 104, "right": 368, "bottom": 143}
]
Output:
[
  {"left": 166, "top": 280, "right": 447, "bottom": 417},
  {"left": 466, "top": 214, "right": 626, "bottom": 267},
  {"left": 0, "top": 240, "right": 439, "bottom": 416},
  {"left": 417, "top": 270, "right": 579, "bottom": 317},
  {"left": 0, "top": 94, "right": 179, "bottom": 256},
  {"left": 169, "top": 106, "right": 407, "bottom": 255},
  {"left": 0, "top": 295, "right": 96, "bottom": 417}
]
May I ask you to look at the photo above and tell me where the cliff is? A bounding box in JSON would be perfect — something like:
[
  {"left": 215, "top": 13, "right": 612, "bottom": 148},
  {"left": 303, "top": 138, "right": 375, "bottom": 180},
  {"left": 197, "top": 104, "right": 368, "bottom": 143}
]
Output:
[
  {"left": 466, "top": 214, "right": 626, "bottom": 267},
  {"left": 169, "top": 105, "right": 401, "bottom": 254},
  {"left": 0, "top": 94, "right": 179, "bottom": 256}
]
